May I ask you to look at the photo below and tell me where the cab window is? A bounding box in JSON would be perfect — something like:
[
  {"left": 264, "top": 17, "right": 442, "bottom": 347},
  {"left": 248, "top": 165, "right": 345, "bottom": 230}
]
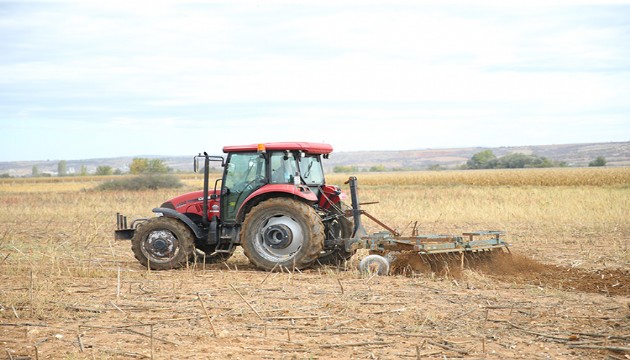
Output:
[
  {"left": 270, "top": 152, "right": 297, "bottom": 184},
  {"left": 299, "top": 155, "right": 325, "bottom": 185}
]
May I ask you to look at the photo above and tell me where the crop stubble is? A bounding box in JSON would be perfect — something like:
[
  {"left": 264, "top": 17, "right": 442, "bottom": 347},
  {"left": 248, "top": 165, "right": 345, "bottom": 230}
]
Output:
[{"left": 0, "top": 168, "right": 628, "bottom": 359}]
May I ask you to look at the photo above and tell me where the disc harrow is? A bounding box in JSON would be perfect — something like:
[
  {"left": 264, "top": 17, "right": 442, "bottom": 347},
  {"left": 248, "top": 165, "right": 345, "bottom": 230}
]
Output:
[{"left": 342, "top": 177, "right": 511, "bottom": 276}]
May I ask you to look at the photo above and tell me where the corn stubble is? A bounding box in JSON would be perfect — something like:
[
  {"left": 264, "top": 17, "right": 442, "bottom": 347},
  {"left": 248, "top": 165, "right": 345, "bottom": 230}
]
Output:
[{"left": 0, "top": 168, "right": 628, "bottom": 359}]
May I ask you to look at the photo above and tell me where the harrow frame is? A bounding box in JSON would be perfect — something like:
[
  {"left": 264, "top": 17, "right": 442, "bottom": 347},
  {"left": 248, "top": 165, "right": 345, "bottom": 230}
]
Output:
[{"left": 342, "top": 177, "right": 511, "bottom": 274}]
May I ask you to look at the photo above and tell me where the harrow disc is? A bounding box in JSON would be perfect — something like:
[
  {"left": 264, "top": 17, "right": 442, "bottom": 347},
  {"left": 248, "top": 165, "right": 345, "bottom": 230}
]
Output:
[{"left": 389, "top": 248, "right": 510, "bottom": 276}]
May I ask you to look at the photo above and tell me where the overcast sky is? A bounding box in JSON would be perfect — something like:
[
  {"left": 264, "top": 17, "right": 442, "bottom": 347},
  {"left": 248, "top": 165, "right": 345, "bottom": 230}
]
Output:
[{"left": 1, "top": 1, "right": 629, "bottom": 162}]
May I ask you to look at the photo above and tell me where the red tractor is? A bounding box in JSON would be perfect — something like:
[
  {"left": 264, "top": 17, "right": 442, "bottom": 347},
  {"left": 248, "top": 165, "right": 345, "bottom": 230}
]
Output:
[
  {"left": 116, "top": 142, "right": 354, "bottom": 271},
  {"left": 117, "top": 142, "right": 511, "bottom": 274}
]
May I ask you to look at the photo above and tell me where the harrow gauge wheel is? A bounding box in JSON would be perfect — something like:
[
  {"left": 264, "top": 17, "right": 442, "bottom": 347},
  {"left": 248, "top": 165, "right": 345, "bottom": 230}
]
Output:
[
  {"left": 359, "top": 254, "right": 390, "bottom": 276},
  {"left": 242, "top": 198, "right": 324, "bottom": 271},
  {"left": 131, "top": 217, "right": 195, "bottom": 270}
]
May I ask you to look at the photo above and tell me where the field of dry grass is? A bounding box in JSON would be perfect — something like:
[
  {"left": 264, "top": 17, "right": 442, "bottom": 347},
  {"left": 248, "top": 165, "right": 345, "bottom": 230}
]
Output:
[{"left": 0, "top": 168, "right": 628, "bottom": 359}]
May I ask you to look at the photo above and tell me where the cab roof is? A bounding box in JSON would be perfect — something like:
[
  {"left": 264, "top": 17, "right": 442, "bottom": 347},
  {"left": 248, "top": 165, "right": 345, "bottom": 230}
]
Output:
[{"left": 223, "top": 142, "right": 333, "bottom": 155}]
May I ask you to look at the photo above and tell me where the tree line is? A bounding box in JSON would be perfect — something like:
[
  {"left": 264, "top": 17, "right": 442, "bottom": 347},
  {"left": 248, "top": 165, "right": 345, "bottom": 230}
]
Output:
[
  {"left": 332, "top": 151, "right": 607, "bottom": 173},
  {"left": 466, "top": 150, "right": 607, "bottom": 169},
  {"left": 26, "top": 158, "right": 171, "bottom": 177}
]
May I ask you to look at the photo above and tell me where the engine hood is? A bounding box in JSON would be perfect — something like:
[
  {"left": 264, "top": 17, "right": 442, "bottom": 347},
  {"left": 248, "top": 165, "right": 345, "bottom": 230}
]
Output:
[{"left": 161, "top": 190, "right": 220, "bottom": 211}]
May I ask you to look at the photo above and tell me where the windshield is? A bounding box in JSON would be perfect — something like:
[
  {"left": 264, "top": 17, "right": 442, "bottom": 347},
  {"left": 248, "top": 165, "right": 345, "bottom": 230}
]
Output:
[
  {"left": 224, "top": 152, "right": 266, "bottom": 190},
  {"left": 270, "top": 152, "right": 298, "bottom": 184},
  {"left": 299, "top": 155, "right": 325, "bottom": 186},
  {"left": 222, "top": 152, "right": 266, "bottom": 222}
]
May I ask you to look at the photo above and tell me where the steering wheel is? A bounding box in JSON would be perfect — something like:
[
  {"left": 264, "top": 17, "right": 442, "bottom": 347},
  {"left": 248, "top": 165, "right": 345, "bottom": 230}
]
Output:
[{"left": 234, "top": 176, "right": 265, "bottom": 193}]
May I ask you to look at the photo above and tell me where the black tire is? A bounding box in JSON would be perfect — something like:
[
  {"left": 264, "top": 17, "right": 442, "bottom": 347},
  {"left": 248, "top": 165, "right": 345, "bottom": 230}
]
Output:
[
  {"left": 131, "top": 217, "right": 195, "bottom": 270},
  {"left": 318, "top": 215, "right": 354, "bottom": 265},
  {"left": 241, "top": 198, "right": 324, "bottom": 271}
]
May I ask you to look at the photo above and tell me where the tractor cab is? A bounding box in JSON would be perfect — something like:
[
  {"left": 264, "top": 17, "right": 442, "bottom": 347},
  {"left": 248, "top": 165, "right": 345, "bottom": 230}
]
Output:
[{"left": 219, "top": 143, "right": 333, "bottom": 225}]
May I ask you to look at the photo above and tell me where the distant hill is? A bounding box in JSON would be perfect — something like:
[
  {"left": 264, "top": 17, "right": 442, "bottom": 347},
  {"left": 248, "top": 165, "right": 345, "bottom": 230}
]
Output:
[
  {"left": 328, "top": 141, "right": 630, "bottom": 171},
  {"left": 1, "top": 141, "right": 628, "bottom": 177}
]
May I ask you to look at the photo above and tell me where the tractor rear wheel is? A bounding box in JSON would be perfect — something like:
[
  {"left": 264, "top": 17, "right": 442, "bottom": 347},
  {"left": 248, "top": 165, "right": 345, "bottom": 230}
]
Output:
[
  {"left": 241, "top": 198, "right": 324, "bottom": 271},
  {"left": 131, "top": 217, "right": 195, "bottom": 270}
]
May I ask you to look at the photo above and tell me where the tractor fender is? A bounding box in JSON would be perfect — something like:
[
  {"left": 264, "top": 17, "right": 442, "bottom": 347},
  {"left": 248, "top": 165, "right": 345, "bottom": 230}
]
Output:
[{"left": 152, "top": 207, "right": 206, "bottom": 240}]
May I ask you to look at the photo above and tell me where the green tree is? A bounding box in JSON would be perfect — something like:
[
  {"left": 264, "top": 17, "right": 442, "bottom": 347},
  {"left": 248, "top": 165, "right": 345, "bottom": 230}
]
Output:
[
  {"left": 32, "top": 165, "right": 40, "bottom": 177},
  {"left": 369, "top": 165, "right": 386, "bottom": 172},
  {"left": 96, "top": 166, "right": 113, "bottom": 175},
  {"left": 130, "top": 158, "right": 169, "bottom": 174},
  {"left": 79, "top": 165, "right": 88, "bottom": 176},
  {"left": 333, "top": 165, "right": 359, "bottom": 173},
  {"left": 466, "top": 150, "right": 497, "bottom": 169},
  {"left": 427, "top": 164, "right": 444, "bottom": 171},
  {"left": 589, "top": 156, "right": 606, "bottom": 167},
  {"left": 57, "top": 160, "right": 67, "bottom": 177},
  {"left": 148, "top": 159, "right": 169, "bottom": 173},
  {"left": 129, "top": 158, "right": 149, "bottom": 174}
]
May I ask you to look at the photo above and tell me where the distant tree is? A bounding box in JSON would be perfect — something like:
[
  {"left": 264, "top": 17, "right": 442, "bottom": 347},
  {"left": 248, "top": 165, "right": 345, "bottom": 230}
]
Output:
[
  {"left": 528, "top": 156, "right": 554, "bottom": 168},
  {"left": 113, "top": 168, "right": 123, "bottom": 175},
  {"left": 79, "top": 165, "right": 88, "bottom": 176},
  {"left": 57, "top": 160, "right": 67, "bottom": 177},
  {"left": 589, "top": 156, "right": 606, "bottom": 167},
  {"left": 148, "top": 159, "right": 169, "bottom": 173},
  {"left": 466, "top": 150, "right": 497, "bottom": 169},
  {"left": 496, "top": 153, "right": 530, "bottom": 168},
  {"left": 130, "top": 158, "right": 149, "bottom": 174},
  {"left": 0, "top": 173, "right": 11, "bottom": 178},
  {"left": 96, "top": 165, "right": 113, "bottom": 176},
  {"left": 32, "top": 165, "right": 40, "bottom": 177},
  {"left": 130, "top": 158, "right": 169, "bottom": 174},
  {"left": 369, "top": 165, "right": 386, "bottom": 172},
  {"left": 333, "top": 165, "right": 359, "bottom": 173},
  {"left": 427, "top": 164, "right": 444, "bottom": 171}
]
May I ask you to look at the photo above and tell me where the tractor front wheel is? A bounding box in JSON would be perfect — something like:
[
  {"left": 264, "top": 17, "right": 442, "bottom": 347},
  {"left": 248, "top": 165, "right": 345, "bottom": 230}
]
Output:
[
  {"left": 131, "top": 217, "right": 195, "bottom": 270},
  {"left": 241, "top": 198, "right": 324, "bottom": 271}
]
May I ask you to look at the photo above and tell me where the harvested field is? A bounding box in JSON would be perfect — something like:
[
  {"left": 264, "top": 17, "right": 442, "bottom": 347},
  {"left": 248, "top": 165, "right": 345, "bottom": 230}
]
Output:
[{"left": 0, "top": 169, "right": 628, "bottom": 359}]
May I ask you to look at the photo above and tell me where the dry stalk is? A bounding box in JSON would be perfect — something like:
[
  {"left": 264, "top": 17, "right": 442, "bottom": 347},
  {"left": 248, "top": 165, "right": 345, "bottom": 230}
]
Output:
[
  {"left": 77, "top": 334, "right": 85, "bottom": 352},
  {"left": 110, "top": 301, "right": 126, "bottom": 315},
  {"left": 260, "top": 263, "right": 279, "bottom": 286},
  {"left": 568, "top": 344, "right": 630, "bottom": 352},
  {"left": 197, "top": 293, "right": 218, "bottom": 337},
  {"left": 29, "top": 269, "right": 34, "bottom": 318},
  {"left": 321, "top": 341, "right": 392, "bottom": 348},
  {"left": 229, "top": 284, "right": 263, "bottom": 320},
  {"left": 11, "top": 306, "right": 19, "bottom": 319},
  {"left": 116, "top": 266, "right": 121, "bottom": 300},
  {"left": 426, "top": 340, "right": 469, "bottom": 355}
]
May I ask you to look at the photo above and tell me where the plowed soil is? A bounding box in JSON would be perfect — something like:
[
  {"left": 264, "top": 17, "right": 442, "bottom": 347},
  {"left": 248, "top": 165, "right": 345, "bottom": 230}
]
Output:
[
  {"left": 3, "top": 249, "right": 628, "bottom": 360},
  {"left": 393, "top": 251, "right": 629, "bottom": 296},
  {"left": 485, "top": 253, "right": 629, "bottom": 297}
]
